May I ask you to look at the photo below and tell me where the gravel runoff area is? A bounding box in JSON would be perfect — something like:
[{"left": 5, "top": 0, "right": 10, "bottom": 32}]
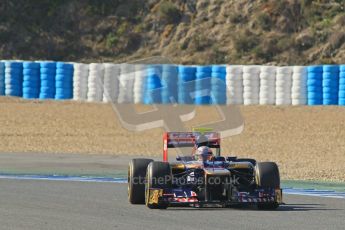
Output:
[{"left": 0, "top": 96, "right": 345, "bottom": 182}]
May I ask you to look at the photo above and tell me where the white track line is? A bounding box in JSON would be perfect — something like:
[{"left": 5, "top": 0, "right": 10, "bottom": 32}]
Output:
[{"left": 1, "top": 174, "right": 344, "bottom": 199}]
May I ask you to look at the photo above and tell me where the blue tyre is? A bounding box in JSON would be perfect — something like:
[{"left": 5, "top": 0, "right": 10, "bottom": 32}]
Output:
[
  {"left": 23, "top": 87, "right": 39, "bottom": 94},
  {"left": 5, "top": 62, "right": 22, "bottom": 69},
  {"left": 39, "top": 93, "right": 55, "bottom": 99},
  {"left": 23, "top": 75, "right": 40, "bottom": 82},
  {"left": 40, "top": 62, "right": 56, "bottom": 69},
  {"left": 323, "top": 99, "right": 338, "bottom": 105},
  {"left": 5, "top": 68, "right": 22, "bottom": 75},
  {"left": 56, "top": 62, "right": 73, "bottom": 70},
  {"left": 308, "top": 92, "right": 322, "bottom": 99},
  {"left": 195, "top": 96, "right": 211, "bottom": 105},
  {"left": 40, "top": 86, "right": 55, "bottom": 94},
  {"left": 322, "top": 87, "right": 337, "bottom": 94},
  {"left": 5, "top": 89, "right": 22, "bottom": 96},
  {"left": 22, "top": 81, "right": 39, "bottom": 88},
  {"left": 339, "top": 65, "right": 345, "bottom": 72},
  {"left": 307, "top": 86, "right": 322, "bottom": 92},
  {"left": 56, "top": 68, "right": 73, "bottom": 75},
  {"left": 55, "top": 74, "right": 72, "bottom": 82},
  {"left": 322, "top": 79, "right": 338, "bottom": 88},
  {"left": 323, "top": 93, "right": 337, "bottom": 100},
  {"left": 307, "top": 66, "right": 323, "bottom": 73},
  {"left": 178, "top": 66, "right": 196, "bottom": 74},
  {"left": 308, "top": 99, "right": 323, "bottom": 105},
  {"left": 179, "top": 74, "right": 195, "bottom": 82},
  {"left": 307, "top": 79, "right": 322, "bottom": 86},
  {"left": 55, "top": 80, "right": 72, "bottom": 88},
  {"left": 23, "top": 62, "right": 40, "bottom": 69},
  {"left": 196, "top": 66, "right": 212, "bottom": 73},
  {"left": 40, "top": 68, "right": 56, "bottom": 75},
  {"left": 339, "top": 98, "right": 345, "bottom": 105},
  {"left": 23, "top": 69, "right": 39, "bottom": 75},
  {"left": 5, "top": 78, "right": 21, "bottom": 85},
  {"left": 40, "top": 74, "right": 55, "bottom": 81},
  {"left": 339, "top": 78, "right": 345, "bottom": 85},
  {"left": 323, "top": 65, "right": 339, "bottom": 73},
  {"left": 212, "top": 65, "right": 226, "bottom": 73},
  {"left": 40, "top": 80, "right": 55, "bottom": 88},
  {"left": 338, "top": 91, "right": 345, "bottom": 98}
]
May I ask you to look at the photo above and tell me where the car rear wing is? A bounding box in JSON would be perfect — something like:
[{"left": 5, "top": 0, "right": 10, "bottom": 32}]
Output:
[{"left": 163, "top": 132, "right": 220, "bottom": 161}]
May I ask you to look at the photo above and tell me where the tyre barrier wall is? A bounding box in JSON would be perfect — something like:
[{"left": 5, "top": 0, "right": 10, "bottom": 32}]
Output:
[
  {"left": 118, "top": 64, "right": 134, "bottom": 104},
  {"left": 243, "top": 66, "right": 260, "bottom": 105},
  {"left": 322, "top": 65, "right": 339, "bottom": 105},
  {"left": 161, "top": 64, "right": 178, "bottom": 104},
  {"left": 144, "top": 65, "right": 162, "bottom": 104},
  {"left": 73, "top": 63, "right": 89, "bottom": 101},
  {"left": 40, "top": 61, "right": 56, "bottom": 99},
  {"left": 211, "top": 65, "right": 226, "bottom": 105},
  {"left": 178, "top": 65, "right": 196, "bottom": 104},
  {"left": 226, "top": 65, "right": 243, "bottom": 105},
  {"left": 307, "top": 65, "right": 323, "bottom": 105},
  {"left": 0, "top": 62, "right": 4, "bottom": 95},
  {"left": 259, "top": 66, "right": 276, "bottom": 105},
  {"left": 55, "top": 62, "right": 73, "bottom": 100},
  {"left": 23, "top": 62, "right": 40, "bottom": 99},
  {"left": 87, "top": 63, "right": 104, "bottom": 102},
  {"left": 0, "top": 61, "right": 344, "bottom": 106},
  {"left": 292, "top": 66, "right": 307, "bottom": 105},
  {"left": 195, "top": 65, "right": 212, "bottom": 105},
  {"left": 339, "top": 66, "right": 345, "bottom": 106},
  {"left": 103, "top": 63, "right": 119, "bottom": 103},
  {"left": 134, "top": 64, "right": 146, "bottom": 104},
  {"left": 5, "top": 61, "right": 23, "bottom": 97}
]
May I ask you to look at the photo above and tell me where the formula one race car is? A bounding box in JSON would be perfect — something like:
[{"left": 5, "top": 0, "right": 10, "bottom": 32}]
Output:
[{"left": 128, "top": 129, "right": 282, "bottom": 209}]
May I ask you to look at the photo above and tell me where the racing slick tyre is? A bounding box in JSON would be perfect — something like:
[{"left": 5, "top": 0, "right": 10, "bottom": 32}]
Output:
[
  {"left": 255, "top": 162, "right": 280, "bottom": 210},
  {"left": 128, "top": 158, "right": 153, "bottom": 204},
  {"left": 145, "top": 161, "right": 172, "bottom": 209}
]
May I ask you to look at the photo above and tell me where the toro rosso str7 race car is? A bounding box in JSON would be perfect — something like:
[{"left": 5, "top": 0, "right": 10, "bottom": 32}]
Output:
[{"left": 128, "top": 130, "right": 282, "bottom": 209}]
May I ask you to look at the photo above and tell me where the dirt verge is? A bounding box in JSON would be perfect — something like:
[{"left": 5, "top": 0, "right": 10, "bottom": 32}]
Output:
[{"left": 1, "top": 96, "right": 344, "bottom": 182}]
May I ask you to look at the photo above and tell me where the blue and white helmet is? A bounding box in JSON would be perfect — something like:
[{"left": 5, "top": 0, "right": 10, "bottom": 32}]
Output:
[{"left": 195, "top": 146, "right": 213, "bottom": 161}]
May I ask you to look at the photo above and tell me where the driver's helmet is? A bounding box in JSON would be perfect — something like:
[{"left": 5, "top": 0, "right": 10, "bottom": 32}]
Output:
[{"left": 195, "top": 146, "right": 213, "bottom": 161}]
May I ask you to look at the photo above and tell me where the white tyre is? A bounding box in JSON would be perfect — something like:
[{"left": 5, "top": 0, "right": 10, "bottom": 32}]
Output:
[
  {"left": 276, "top": 66, "right": 293, "bottom": 75},
  {"left": 293, "top": 66, "right": 307, "bottom": 74},
  {"left": 275, "top": 81, "right": 291, "bottom": 88},
  {"left": 226, "top": 65, "right": 243, "bottom": 74},
  {"left": 260, "top": 98, "right": 275, "bottom": 105},
  {"left": 243, "top": 65, "right": 261, "bottom": 74},
  {"left": 243, "top": 73, "right": 260, "bottom": 81},
  {"left": 260, "top": 66, "right": 276, "bottom": 74},
  {"left": 244, "top": 98, "right": 259, "bottom": 105},
  {"left": 292, "top": 98, "right": 307, "bottom": 105},
  {"left": 276, "top": 75, "right": 292, "bottom": 82},
  {"left": 276, "top": 98, "right": 291, "bottom": 105},
  {"left": 89, "top": 63, "right": 103, "bottom": 72},
  {"left": 243, "top": 79, "right": 260, "bottom": 87}
]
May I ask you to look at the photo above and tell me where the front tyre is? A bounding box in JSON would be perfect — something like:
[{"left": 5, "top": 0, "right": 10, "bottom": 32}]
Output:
[
  {"left": 255, "top": 162, "right": 280, "bottom": 210},
  {"left": 145, "top": 161, "right": 172, "bottom": 209},
  {"left": 128, "top": 158, "right": 153, "bottom": 204}
]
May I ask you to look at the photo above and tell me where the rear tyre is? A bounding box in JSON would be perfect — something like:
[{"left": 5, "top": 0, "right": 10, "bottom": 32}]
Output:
[
  {"left": 255, "top": 162, "right": 280, "bottom": 210},
  {"left": 128, "top": 158, "right": 153, "bottom": 204},
  {"left": 145, "top": 161, "right": 172, "bottom": 209}
]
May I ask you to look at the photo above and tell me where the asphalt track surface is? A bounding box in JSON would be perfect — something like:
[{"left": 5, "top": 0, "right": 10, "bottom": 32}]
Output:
[{"left": 0, "top": 179, "right": 344, "bottom": 230}]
